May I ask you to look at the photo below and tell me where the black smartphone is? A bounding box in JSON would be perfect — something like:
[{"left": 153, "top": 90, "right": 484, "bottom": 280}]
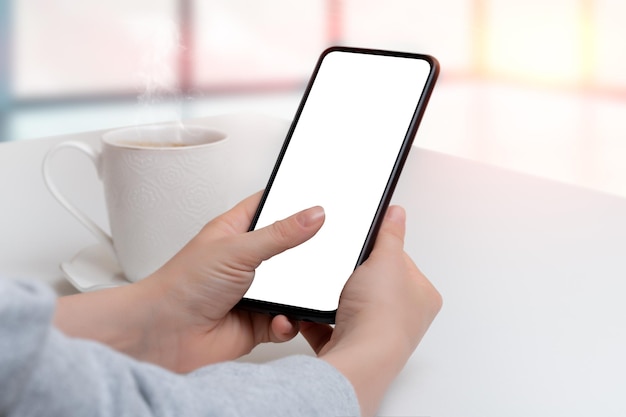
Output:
[{"left": 237, "top": 46, "right": 439, "bottom": 323}]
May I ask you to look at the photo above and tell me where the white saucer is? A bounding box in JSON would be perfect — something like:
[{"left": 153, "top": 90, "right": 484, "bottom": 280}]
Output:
[{"left": 60, "top": 244, "right": 130, "bottom": 292}]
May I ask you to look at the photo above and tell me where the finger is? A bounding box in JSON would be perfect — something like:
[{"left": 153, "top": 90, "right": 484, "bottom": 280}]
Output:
[
  {"left": 382, "top": 205, "right": 406, "bottom": 242},
  {"left": 235, "top": 190, "right": 266, "bottom": 225},
  {"left": 269, "top": 315, "right": 300, "bottom": 343},
  {"left": 236, "top": 205, "right": 326, "bottom": 265},
  {"left": 403, "top": 253, "right": 443, "bottom": 315},
  {"left": 300, "top": 321, "right": 334, "bottom": 354},
  {"left": 368, "top": 205, "right": 406, "bottom": 257}
]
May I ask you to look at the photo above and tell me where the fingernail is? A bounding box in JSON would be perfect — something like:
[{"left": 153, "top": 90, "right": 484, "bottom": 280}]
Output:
[
  {"left": 385, "top": 205, "right": 406, "bottom": 224},
  {"left": 297, "top": 206, "right": 325, "bottom": 227}
]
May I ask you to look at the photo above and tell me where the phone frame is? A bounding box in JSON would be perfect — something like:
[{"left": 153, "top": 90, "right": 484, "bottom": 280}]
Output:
[{"left": 237, "top": 46, "right": 439, "bottom": 323}]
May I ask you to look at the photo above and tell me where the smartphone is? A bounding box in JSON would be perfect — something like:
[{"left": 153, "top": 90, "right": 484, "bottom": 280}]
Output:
[{"left": 237, "top": 46, "right": 439, "bottom": 323}]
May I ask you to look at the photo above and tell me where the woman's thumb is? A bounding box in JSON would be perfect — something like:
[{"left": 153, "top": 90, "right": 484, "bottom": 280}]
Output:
[{"left": 239, "top": 206, "right": 325, "bottom": 265}]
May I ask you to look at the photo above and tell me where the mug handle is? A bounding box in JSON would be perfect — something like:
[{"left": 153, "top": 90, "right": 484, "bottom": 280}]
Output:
[{"left": 42, "top": 141, "right": 115, "bottom": 254}]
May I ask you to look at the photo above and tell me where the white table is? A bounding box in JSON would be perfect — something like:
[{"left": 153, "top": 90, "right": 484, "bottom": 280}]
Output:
[{"left": 2, "top": 113, "right": 626, "bottom": 416}]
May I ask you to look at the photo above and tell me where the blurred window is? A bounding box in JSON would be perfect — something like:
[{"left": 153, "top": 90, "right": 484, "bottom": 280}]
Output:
[
  {"left": 192, "top": 0, "right": 328, "bottom": 90},
  {"left": 9, "top": 0, "right": 626, "bottom": 100},
  {"left": 12, "top": 0, "right": 178, "bottom": 98}
]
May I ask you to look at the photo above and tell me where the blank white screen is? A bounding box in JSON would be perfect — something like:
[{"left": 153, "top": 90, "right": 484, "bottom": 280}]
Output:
[{"left": 244, "top": 50, "right": 432, "bottom": 311}]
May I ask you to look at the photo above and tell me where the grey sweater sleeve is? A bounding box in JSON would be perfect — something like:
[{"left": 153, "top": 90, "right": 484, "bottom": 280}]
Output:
[{"left": 0, "top": 279, "right": 360, "bottom": 417}]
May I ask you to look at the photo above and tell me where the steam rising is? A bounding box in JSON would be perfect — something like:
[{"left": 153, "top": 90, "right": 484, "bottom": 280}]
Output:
[{"left": 127, "top": 15, "right": 188, "bottom": 144}]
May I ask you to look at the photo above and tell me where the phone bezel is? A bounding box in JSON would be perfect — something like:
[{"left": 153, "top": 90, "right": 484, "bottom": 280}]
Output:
[{"left": 237, "top": 46, "right": 439, "bottom": 323}]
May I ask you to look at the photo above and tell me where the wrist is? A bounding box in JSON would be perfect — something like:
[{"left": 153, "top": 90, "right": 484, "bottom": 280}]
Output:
[
  {"left": 54, "top": 280, "right": 165, "bottom": 360},
  {"left": 319, "top": 329, "right": 411, "bottom": 417}
]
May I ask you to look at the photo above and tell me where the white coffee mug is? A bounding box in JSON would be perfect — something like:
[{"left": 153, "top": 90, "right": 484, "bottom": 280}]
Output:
[{"left": 43, "top": 123, "right": 230, "bottom": 282}]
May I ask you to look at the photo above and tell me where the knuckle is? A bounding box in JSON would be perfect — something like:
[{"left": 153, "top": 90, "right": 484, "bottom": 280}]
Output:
[
  {"left": 268, "top": 218, "right": 293, "bottom": 244},
  {"left": 431, "top": 289, "right": 444, "bottom": 313}
]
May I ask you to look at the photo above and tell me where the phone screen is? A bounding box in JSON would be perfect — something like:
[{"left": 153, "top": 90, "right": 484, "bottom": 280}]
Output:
[{"left": 241, "top": 48, "right": 438, "bottom": 319}]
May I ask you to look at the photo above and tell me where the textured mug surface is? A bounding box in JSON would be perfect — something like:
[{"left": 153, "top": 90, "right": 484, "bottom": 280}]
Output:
[
  {"left": 99, "top": 125, "right": 229, "bottom": 281},
  {"left": 100, "top": 124, "right": 230, "bottom": 281}
]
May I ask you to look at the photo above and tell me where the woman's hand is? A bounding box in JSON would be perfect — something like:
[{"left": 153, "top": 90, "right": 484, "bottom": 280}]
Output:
[
  {"left": 300, "top": 205, "right": 442, "bottom": 417},
  {"left": 54, "top": 191, "right": 325, "bottom": 373}
]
